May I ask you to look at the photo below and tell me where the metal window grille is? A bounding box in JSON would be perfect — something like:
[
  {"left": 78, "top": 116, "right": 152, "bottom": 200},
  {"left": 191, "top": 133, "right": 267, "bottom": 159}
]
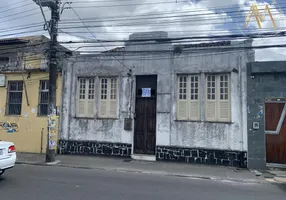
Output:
[
  {"left": 38, "top": 80, "right": 49, "bottom": 116},
  {"left": 6, "top": 81, "right": 23, "bottom": 115}
]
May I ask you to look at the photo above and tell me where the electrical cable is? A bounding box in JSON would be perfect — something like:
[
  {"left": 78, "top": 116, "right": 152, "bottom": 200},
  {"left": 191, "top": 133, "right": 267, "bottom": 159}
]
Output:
[
  {"left": 63, "top": 0, "right": 131, "bottom": 71},
  {"left": 0, "top": 0, "right": 31, "bottom": 10},
  {"left": 58, "top": 7, "right": 284, "bottom": 24},
  {"left": 59, "top": 30, "right": 286, "bottom": 44},
  {"left": 0, "top": 11, "right": 44, "bottom": 24}
]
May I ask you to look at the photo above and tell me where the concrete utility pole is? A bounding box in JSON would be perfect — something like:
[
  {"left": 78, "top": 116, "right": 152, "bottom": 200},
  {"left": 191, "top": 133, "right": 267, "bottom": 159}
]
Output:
[{"left": 33, "top": 0, "right": 60, "bottom": 163}]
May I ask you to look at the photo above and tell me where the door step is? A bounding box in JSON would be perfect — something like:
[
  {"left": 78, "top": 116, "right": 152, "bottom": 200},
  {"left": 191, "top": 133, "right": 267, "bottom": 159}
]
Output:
[
  {"left": 131, "top": 154, "right": 156, "bottom": 161},
  {"left": 267, "top": 163, "right": 286, "bottom": 169}
]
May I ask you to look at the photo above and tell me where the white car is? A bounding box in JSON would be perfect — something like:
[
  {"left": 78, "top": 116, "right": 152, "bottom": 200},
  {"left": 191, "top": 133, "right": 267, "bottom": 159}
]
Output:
[{"left": 0, "top": 141, "right": 17, "bottom": 176}]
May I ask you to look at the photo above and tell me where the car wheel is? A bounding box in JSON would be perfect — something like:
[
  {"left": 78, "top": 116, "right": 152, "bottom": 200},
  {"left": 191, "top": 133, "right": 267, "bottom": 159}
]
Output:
[{"left": 0, "top": 170, "right": 4, "bottom": 176}]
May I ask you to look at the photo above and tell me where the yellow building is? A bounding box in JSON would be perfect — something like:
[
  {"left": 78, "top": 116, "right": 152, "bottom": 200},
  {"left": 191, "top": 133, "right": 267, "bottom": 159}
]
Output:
[{"left": 0, "top": 36, "right": 70, "bottom": 153}]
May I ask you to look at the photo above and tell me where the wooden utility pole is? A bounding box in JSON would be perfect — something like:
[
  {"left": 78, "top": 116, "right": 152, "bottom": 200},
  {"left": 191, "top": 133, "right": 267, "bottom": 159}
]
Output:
[{"left": 33, "top": 0, "right": 60, "bottom": 163}]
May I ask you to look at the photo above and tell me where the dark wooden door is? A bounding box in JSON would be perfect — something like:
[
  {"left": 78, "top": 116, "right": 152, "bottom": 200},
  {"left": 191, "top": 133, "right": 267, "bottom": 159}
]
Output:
[
  {"left": 265, "top": 102, "right": 286, "bottom": 164},
  {"left": 134, "top": 75, "right": 157, "bottom": 155}
]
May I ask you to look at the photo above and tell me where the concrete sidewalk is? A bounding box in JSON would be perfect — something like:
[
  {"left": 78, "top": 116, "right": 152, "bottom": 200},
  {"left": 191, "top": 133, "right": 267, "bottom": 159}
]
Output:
[
  {"left": 16, "top": 153, "right": 265, "bottom": 184},
  {"left": 261, "top": 167, "right": 286, "bottom": 184}
]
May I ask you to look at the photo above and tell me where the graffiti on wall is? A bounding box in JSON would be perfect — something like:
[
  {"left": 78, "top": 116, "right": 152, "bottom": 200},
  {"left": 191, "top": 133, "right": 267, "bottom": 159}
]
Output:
[{"left": 0, "top": 122, "right": 19, "bottom": 133}]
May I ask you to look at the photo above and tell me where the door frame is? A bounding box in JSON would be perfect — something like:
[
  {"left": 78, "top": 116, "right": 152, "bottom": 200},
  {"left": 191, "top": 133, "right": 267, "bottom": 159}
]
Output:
[
  {"left": 132, "top": 75, "right": 157, "bottom": 155},
  {"left": 265, "top": 98, "right": 286, "bottom": 165}
]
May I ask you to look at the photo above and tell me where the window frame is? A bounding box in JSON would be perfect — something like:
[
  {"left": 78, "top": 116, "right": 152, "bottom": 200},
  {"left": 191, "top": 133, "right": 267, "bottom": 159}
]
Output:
[
  {"left": 6, "top": 80, "right": 23, "bottom": 116},
  {"left": 76, "top": 77, "right": 96, "bottom": 118},
  {"left": 38, "top": 80, "right": 49, "bottom": 116},
  {"left": 205, "top": 73, "right": 231, "bottom": 122},
  {"left": 98, "top": 77, "right": 118, "bottom": 119},
  {"left": 177, "top": 74, "right": 201, "bottom": 121}
]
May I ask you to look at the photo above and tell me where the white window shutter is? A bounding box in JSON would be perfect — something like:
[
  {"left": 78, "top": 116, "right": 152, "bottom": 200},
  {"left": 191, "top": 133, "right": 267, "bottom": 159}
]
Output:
[
  {"left": 99, "top": 100, "right": 107, "bottom": 117},
  {"left": 218, "top": 100, "right": 230, "bottom": 121},
  {"left": 77, "top": 100, "right": 86, "bottom": 117},
  {"left": 77, "top": 78, "right": 86, "bottom": 117},
  {"left": 87, "top": 100, "right": 95, "bottom": 118},
  {"left": 177, "top": 100, "right": 188, "bottom": 120},
  {"left": 189, "top": 101, "right": 199, "bottom": 120},
  {"left": 206, "top": 101, "right": 216, "bottom": 121},
  {"left": 108, "top": 78, "right": 118, "bottom": 118},
  {"left": 189, "top": 75, "right": 200, "bottom": 120},
  {"left": 218, "top": 74, "right": 230, "bottom": 122},
  {"left": 109, "top": 100, "right": 117, "bottom": 118}
]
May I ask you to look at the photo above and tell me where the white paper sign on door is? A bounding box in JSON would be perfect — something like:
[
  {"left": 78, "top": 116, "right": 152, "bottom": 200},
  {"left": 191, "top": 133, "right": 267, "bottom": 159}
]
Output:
[{"left": 142, "top": 88, "right": 151, "bottom": 97}]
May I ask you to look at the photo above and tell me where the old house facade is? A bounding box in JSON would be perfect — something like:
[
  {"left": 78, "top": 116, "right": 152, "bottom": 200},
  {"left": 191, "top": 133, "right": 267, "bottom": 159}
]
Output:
[
  {"left": 0, "top": 36, "right": 70, "bottom": 153},
  {"left": 59, "top": 31, "right": 254, "bottom": 168},
  {"left": 247, "top": 61, "right": 286, "bottom": 169}
]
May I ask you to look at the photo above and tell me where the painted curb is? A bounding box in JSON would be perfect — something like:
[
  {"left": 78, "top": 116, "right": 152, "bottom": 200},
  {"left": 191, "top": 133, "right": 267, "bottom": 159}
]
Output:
[{"left": 15, "top": 161, "right": 265, "bottom": 184}]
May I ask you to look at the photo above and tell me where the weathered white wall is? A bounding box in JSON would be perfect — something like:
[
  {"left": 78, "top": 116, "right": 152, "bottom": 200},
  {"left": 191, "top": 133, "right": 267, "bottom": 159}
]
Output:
[
  {"left": 60, "top": 31, "right": 254, "bottom": 152},
  {"left": 169, "top": 49, "right": 252, "bottom": 151},
  {"left": 61, "top": 56, "right": 132, "bottom": 144}
]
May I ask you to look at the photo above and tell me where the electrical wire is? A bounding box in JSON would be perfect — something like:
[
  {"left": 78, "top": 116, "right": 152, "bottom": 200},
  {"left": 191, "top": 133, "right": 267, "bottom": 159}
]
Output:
[
  {"left": 0, "top": 30, "right": 46, "bottom": 38},
  {"left": 0, "top": 0, "right": 31, "bottom": 10},
  {"left": 0, "top": 8, "right": 42, "bottom": 20},
  {"left": 0, "top": 11, "right": 44, "bottom": 24},
  {"left": 64, "top": 0, "right": 131, "bottom": 71},
  {"left": 58, "top": 6, "right": 284, "bottom": 24},
  {"left": 58, "top": 18, "right": 284, "bottom": 31},
  {"left": 69, "top": 0, "right": 286, "bottom": 11},
  {"left": 59, "top": 30, "right": 286, "bottom": 44},
  {"left": 0, "top": 2, "right": 36, "bottom": 15},
  {"left": 0, "top": 42, "right": 51, "bottom": 58},
  {"left": 0, "top": 1, "right": 283, "bottom": 42},
  {"left": 59, "top": 28, "right": 282, "bottom": 35},
  {"left": 0, "top": 23, "right": 44, "bottom": 34}
]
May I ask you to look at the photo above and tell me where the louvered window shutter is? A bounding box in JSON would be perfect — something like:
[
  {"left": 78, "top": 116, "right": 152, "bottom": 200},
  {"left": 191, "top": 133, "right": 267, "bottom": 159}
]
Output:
[
  {"left": 86, "top": 79, "right": 95, "bottom": 118},
  {"left": 77, "top": 78, "right": 86, "bottom": 117},
  {"left": 177, "top": 76, "right": 188, "bottom": 120},
  {"left": 218, "top": 75, "right": 230, "bottom": 122},
  {"left": 99, "top": 78, "right": 108, "bottom": 118},
  {"left": 206, "top": 75, "right": 216, "bottom": 121},
  {"left": 78, "top": 100, "right": 86, "bottom": 117},
  {"left": 189, "top": 75, "right": 200, "bottom": 121},
  {"left": 109, "top": 78, "right": 118, "bottom": 118}
]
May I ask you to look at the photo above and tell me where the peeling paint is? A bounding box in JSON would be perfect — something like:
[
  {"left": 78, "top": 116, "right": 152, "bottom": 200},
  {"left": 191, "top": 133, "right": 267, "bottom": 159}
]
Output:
[{"left": 60, "top": 31, "right": 253, "bottom": 153}]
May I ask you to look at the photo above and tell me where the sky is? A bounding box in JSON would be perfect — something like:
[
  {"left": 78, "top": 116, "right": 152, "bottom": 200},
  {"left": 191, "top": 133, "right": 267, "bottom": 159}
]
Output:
[{"left": 0, "top": 0, "right": 286, "bottom": 61}]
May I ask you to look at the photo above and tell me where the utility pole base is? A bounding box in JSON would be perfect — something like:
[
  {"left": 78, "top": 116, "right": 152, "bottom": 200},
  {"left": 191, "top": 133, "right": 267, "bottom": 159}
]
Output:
[{"left": 46, "top": 149, "right": 56, "bottom": 163}]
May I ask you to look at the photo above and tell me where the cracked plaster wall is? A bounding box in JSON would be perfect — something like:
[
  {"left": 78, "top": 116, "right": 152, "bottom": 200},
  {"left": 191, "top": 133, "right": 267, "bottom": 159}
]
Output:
[{"left": 60, "top": 32, "right": 254, "bottom": 152}]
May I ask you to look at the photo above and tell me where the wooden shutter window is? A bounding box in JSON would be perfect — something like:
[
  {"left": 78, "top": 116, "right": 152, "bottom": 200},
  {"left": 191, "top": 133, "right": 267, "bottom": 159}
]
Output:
[
  {"left": 99, "top": 77, "right": 118, "bottom": 118},
  {"left": 109, "top": 78, "right": 118, "bottom": 118},
  {"left": 177, "top": 76, "right": 188, "bottom": 120},
  {"left": 77, "top": 78, "right": 95, "bottom": 118},
  {"left": 77, "top": 78, "right": 86, "bottom": 117},
  {"left": 99, "top": 78, "right": 108, "bottom": 118},
  {"left": 206, "top": 75, "right": 216, "bottom": 121},
  {"left": 205, "top": 74, "right": 231, "bottom": 122},
  {"left": 177, "top": 75, "right": 200, "bottom": 121},
  {"left": 189, "top": 75, "right": 200, "bottom": 120},
  {"left": 218, "top": 75, "right": 230, "bottom": 122},
  {"left": 87, "top": 78, "right": 95, "bottom": 118}
]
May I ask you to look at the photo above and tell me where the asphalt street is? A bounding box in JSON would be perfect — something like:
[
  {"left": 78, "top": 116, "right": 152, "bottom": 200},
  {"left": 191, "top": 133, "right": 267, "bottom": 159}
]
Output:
[{"left": 0, "top": 165, "right": 285, "bottom": 200}]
